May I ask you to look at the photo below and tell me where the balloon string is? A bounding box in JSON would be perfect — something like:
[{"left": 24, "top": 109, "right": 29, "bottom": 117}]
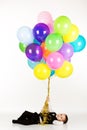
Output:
[
  {"left": 40, "top": 77, "right": 51, "bottom": 124},
  {"left": 48, "top": 77, "right": 50, "bottom": 98},
  {"left": 40, "top": 77, "right": 51, "bottom": 114}
]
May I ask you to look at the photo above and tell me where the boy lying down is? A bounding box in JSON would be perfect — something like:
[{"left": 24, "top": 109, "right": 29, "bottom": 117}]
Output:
[{"left": 12, "top": 111, "right": 68, "bottom": 125}]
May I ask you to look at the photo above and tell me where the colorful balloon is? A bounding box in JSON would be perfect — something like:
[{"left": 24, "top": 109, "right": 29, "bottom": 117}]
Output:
[
  {"left": 33, "top": 39, "right": 41, "bottom": 45},
  {"left": 25, "top": 43, "right": 43, "bottom": 61},
  {"left": 63, "top": 24, "right": 79, "bottom": 43},
  {"left": 34, "top": 63, "right": 51, "bottom": 80},
  {"left": 19, "top": 42, "right": 27, "bottom": 52},
  {"left": 27, "top": 58, "right": 45, "bottom": 69},
  {"left": 54, "top": 16, "right": 71, "bottom": 35},
  {"left": 50, "top": 70, "right": 55, "bottom": 77},
  {"left": 37, "top": 11, "right": 53, "bottom": 25},
  {"left": 58, "top": 43, "right": 74, "bottom": 59},
  {"left": 41, "top": 42, "right": 51, "bottom": 60},
  {"left": 45, "top": 33, "right": 63, "bottom": 52},
  {"left": 17, "top": 26, "right": 34, "bottom": 44},
  {"left": 37, "top": 11, "right": 53, "bottom": 32},
  {"left": 33, "top": 23, "right": 50, "bottom": 42},
  {"left": 65, "top": 57, "right": 71, "bottom": 62},
  {"left": 17, "top": 12, "right": 86, "bottom": 80},
  {"left": 46, "top": 52, "right": 64, "bottom": 70},
  {"left": 55, "top": 61, "right": 73, "bottom": 78},
  {"left": 70, "top": 35, "right": 86, "bottom": 52}
]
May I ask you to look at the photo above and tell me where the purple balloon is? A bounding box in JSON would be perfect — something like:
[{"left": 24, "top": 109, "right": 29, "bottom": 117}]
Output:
[
  {"left": 25, "top": 43, "right": 43, "bottom": 61},
  {"left": 65, "top": 57, "right": 71, "bottom": 62},
  {"left": 33, "top": 23, "right": 50, "bottom": 42},
  {"left": 58, "top": 43, "right": 74, "bottom": 60}
]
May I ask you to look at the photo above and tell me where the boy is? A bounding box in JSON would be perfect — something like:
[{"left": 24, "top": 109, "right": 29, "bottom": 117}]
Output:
[{"left": 12, "top": 111, "right": 68, "bottom": 125}]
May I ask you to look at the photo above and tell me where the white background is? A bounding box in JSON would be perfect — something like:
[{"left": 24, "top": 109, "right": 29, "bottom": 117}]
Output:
[{"left": 0, "top": 0, "right": 87, "bottom": 115}]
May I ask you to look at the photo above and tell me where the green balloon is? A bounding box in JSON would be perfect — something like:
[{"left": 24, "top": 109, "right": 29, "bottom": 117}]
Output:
[
  {"left": 45, "top": 33, "right": 63, "bottom": 52},
  {"left": 54, "top": 16, "right": 71, "bottom": 36},
  {"left": 19, "top": 42, "right": 27, "bottom": 52}
]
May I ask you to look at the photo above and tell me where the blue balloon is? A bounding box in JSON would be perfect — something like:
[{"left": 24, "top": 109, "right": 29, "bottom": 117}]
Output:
[
  {"left": 27, "top": 58, "right": 46, "bottom": 69},
  {"left": 70, "top": 35, "right": 86, "bottom": 52},
  {"left": 27, "top": 59, "right": 39, "bottom": 69},
  {"left": 17, "top": 26, "right": 34, "bottom": 44},
  {"left": 33, "top": 39, "right": 41, "bottom": 45},
  {"left": 50, "top": 70, "right": 55, "bottom": 77}
]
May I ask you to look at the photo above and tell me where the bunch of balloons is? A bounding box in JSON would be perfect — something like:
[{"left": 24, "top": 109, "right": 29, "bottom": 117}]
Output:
[{"left": 17, "top": 11, "right": 86, "bottom": 80}]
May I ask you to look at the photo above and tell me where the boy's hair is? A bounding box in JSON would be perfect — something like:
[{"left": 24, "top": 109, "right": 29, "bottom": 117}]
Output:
[{"left": 63, "top": 114, "right": 68, "bottom": 124}]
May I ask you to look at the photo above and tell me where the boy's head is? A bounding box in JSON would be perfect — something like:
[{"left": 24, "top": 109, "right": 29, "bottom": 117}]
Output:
[{"left": 56, "top": 113, "right": 68, "bottom": 124}]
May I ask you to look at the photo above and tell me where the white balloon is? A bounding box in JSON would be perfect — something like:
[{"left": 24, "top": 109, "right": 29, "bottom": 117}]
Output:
[{"left": 17, "top": 26, "right": 34, "bottom": 44}]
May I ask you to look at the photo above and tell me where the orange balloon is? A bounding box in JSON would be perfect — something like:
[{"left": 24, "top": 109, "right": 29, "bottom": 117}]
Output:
[{"left": 41, "top": 42, "right": 51, "bottom": 59}]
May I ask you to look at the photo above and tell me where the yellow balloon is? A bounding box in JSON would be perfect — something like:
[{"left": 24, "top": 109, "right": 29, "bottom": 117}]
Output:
[
  {"left": 34, "top": 63, "right": 51, "bottom": 80},
  {"left": 55, "top": 61, "right": 73, "bottom": 78},
  {"left": 63, "top": 24, "right": 79, "bottom": 43}
]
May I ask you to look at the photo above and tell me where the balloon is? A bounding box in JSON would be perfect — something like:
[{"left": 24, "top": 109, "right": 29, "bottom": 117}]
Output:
[
  {"left": 50, "top": 70, "right": 55, "bottom": 77},
  {"left": 47, "top": 24, "right": 54, "bottom": 33},
  {"left": 27, "top": 58, "right": 45, "bottom": 69},
  {"left": 37, "top": 11, "right": 53, "bottom": 32},
  {"left": 58, "top": 43, "right": 74, "bottom": 59},
  {"left": 41, "top": 42, "right": 51, "bottom": 59},
  {"left": 45, "top": 33, "right": 63, "bottom": 52},
  {"left": 17, "top": 26, "right": 34, "bottom": 44},
  {"left": 65, "top": 57, "right": 71, "bottom": 62},
  {"left": 37, "top": 11, "right": 53, "bottom": 25},
  {"left": 33, "top": 23, "right": 50, "bottom": 42},
  {"left": 70, "top": 35, "right": 86, "bottom": 52},
  {"left": 34, "top": 63, "right": 51, "bottom": 80},
  {"left": 17, "top": 12, "right": 86, "bottom": 80},
  {"left": 46, "top": 52, "right": 64, "bottom": 70},
  {"left": 54, "top": 16, "right": 71, "bottom": 35},
  {"left": 25, "top": 43, "right": 43, "bottom": 61},
  {"left": 63, "top": 24, "right": 79, "bottom": 43},
  {"left": 55, "top": 61, "right": 73, "bottom": 78},
  {"left": 19, "top": 42, "right": 27, "bottom": 52},
  {"left": 33, "top": 39, "right": 41, "bottom": 45}
]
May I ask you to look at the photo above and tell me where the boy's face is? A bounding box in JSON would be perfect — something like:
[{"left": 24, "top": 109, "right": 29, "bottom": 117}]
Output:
[{"left": 56, "top": 114, "right": 67, "bottom": 122}]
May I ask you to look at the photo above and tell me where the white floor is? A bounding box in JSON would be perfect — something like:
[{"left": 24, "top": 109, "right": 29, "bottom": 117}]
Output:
[{"left": 0, "top": 112, "right": 87, "bottom": 130}]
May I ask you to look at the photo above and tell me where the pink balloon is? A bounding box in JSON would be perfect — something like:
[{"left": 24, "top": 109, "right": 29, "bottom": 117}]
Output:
[
  {"left": 48, "top": 23, "right": 54, "bottom": 33},
  {"left": 46, "top": 52, "right": 64, "bottom": 70},
  {"left": 37, "top": 11, "right": 53, "bottom": 32}
]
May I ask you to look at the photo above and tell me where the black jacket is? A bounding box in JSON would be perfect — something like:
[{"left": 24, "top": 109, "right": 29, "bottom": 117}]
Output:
[{"left": 12, "top": 111, "right": 57, "bottom": 125}]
